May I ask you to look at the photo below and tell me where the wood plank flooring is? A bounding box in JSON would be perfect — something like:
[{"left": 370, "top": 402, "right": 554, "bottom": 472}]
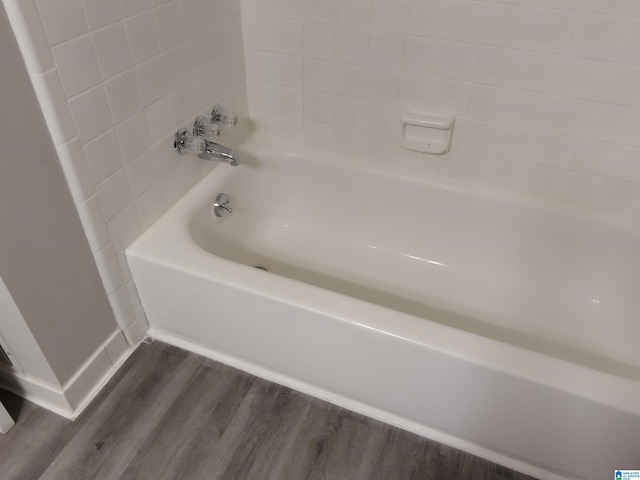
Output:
[{"left": 0, "top": 341, "right": 537, "bottom": 480}]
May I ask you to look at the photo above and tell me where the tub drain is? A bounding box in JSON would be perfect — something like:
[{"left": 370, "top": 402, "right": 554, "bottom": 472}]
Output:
[{"left": 254, "top": 266, "right": 269, "bottom": 272}]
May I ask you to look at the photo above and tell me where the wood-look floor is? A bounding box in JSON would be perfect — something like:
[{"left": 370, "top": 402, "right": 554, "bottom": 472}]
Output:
[{"left": 0, "top": 341, "right": 537, "bottom": 480}]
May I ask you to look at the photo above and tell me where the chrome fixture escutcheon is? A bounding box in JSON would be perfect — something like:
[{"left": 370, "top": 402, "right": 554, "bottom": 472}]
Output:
[{"left": 213, "top": 193, "right": 232, "bottom": 217}]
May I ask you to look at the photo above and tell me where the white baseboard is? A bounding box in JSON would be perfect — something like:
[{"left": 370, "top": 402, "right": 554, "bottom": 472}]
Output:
[
  {"left": 0, "top": 330, "right": 137, "bottom": 420},
  {"left": 0, "top": 368, "right": 73, "bottom": 416}
]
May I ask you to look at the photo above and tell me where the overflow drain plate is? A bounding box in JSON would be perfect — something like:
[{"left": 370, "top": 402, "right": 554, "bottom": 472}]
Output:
[{"left": 253, "top": 266, "right": 269, "bottom": 272}]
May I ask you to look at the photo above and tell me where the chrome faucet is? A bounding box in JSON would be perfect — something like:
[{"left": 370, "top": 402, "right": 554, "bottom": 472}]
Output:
[
  {"left": 199, "top": 139, "right": 239, "bottom": 166},
  {"left": 174, "top": 105, "right": 240, "bottom": 165}
]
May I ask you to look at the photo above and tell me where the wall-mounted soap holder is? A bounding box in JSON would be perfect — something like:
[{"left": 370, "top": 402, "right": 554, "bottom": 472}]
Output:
[{"left": 401, "top": 110, "right": 455, "bottom": 155}]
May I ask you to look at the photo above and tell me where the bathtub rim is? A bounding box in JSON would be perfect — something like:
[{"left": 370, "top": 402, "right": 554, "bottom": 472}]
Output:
[{"left": 127, "top": 141, "right": 640, "bottom": 418}]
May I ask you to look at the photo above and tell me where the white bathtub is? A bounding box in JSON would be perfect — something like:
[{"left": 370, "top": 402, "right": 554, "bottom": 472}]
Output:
[{"left": 127, "top": 140, "right": 640, "bottom": 480}]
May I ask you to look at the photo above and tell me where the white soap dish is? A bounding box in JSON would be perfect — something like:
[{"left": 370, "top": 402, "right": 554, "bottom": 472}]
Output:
[{"left": 401, "top": 110, "right": 455, "bottom": 155}]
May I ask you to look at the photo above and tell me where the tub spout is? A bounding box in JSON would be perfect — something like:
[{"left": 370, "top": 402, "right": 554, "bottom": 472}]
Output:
[{"left": 199, "top": 139, "right": 240, "bottom": 166}]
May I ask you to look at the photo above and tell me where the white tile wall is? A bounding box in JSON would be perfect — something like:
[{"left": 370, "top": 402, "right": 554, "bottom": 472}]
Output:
[
  {"left": 242, "top": 0, "right": 640, "bottom": 219},
  {"left": 8, "top": 0, "right": 640, "bottom": 344},
  {"left": 3, "top": 0, "right": 248, "bottom": 342}
]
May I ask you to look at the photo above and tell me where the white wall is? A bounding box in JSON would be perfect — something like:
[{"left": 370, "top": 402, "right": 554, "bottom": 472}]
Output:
[
  {"left": 0, "top": 1, "right": 132, "bottom": 416},
  {"left": 2, "top": 0, "right": 249, "bottom": 342},
  {"left": 242, "top": 0, "right": 640, "bottom": 225},
  {"left": 0, "top": 275, "right": 59, "bottom": 386}
]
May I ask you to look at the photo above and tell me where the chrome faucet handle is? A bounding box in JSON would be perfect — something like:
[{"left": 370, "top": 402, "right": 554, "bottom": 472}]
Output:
[
  {"left": 213, "top": 193, "right": 232, "bottom": 217},
  {"left": 211, "top": 105, "right": 238, "bottom": 128},
  {"left": 193, "top": 116, "right": 220, "bottom": 139},
  {"left": 174, "top": 128, "right": 205, "bottom": 155}
]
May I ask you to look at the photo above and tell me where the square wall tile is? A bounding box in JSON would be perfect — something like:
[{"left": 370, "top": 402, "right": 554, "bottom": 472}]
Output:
[
  {"left": 36, "top": 0, "right": 87, "bottom": 45},
  {"left": 497, "top": 125, "right": 539, "bottom": 162},
  {"left": 558, "top": 171, "right": 606, "bottom": 207},
  {"left": 599, "top": 64, "right": 640, "bottom": 107},
  {"left": 107, "top": 204, "right": 142, "bottom": 252},
  {"left": 437, "top": 41, "right": 480, "bottom": 82},
  {"left": 303, "top": 0, "right": 337, "bottom": 24},
  {"left": 126, "top": 151, "right": 157, "bottom": 198},
  {"left": 568, "top": 13, "right": 627, "bottom": 61},
  {"left": 303, "top": 120, "right": 332, "bottom": 150},
  {"left": 371, "top": 0, "right": 409, "bottom": 34},
  {"left": 361, "top": 101, "right": 395, "bottom": 135},
  {"left": 467, "top": 84, "right": 511, "bottom": 122},
  {"left": 304, "top": 58, "right": 334, "bottom": 93},
  {"left": 92, "top": 22, "right": 134, "bottom": 80},
  {"left": 96, "top": 168, "right": 134, "bottom": 220},
  {"left": 135, "top": 56, "right": 168, "bottom": 107},
  {"left": 83, "top": 0, "right": 122, "bottom": 31},
  {"left": 120, "top": 0, "right": 154, "bottom": 19},
  {"left": 331, "top": 125, "right": 362, "bottom": 156},
  {"left": 403, "top": 37, "right": 441, "bottom": 77},
  {"left": 506, "top": 91, "right": 551, "bottom": 130},
  {"left": 143, "top": 97, "right": 174, "bottom": 143},
  {"left": 406, "top": 0, "right": 445, "bottom": 38},
  {"left": 336, "top": 0, "right": 372, "bottom": 29},
  {"left": 461, "top": 119, "right": 502, "bottom": 155},
  {"left": 304, "top": 23, "right": 336, "bottom": 60},
  {"left": 475, "top": 45, "right": 521, "bottom": 88},
  {"left": 571, "top": 139, "right": 619, "bottom": 177},
  {"left": 272, "top": 85, "right": 303, "bottom": 117},
  {"left": 484, "top": 3, "right": 532, "bottom": 49},
  {"left": 84, "top": 129, "right": 124, "bottom": 184},
  {"left": 245, "top": 49, "right": 274, "bottom": 82},
  {"left": 585, "top": 103, "right": 635, "bottom": 144},
  {"left": 611, "top": 147, "right": 640, "bottom": 183},
  {"left": 335, "top": 28, "right": 369, "bottom": 65},
  {"left": 362, "top": 68, "right": 400, "bottom": 104},
  {"left": 135, "top": 184, "right": 165, "bottom": 230},
  {"left": 125, "top": 11, "right": 161, "bottom": 63},
  {"left": 334, "top": 63, "right": 364, "bottom": 98},
  {"left": 116, "top": 112, "right": 150, "bottom": 163},
  {"left": 521, "top": 164, "right": 566, "bottom": 199},
  {"left": 52, "top": 35, "right": 102, "bottom": 97},
  {"left": 516, "top": 52, "right": 563, "bottom": 94},
  {"left": 556, "top": 57, "right": 607, "bottom": 100},
  {"left": 271, "top": 18, "right": 304, "bottom": 55},
  {"left": 532, "top": 132, "right": 577, "bottom": 169},
  {"left": 367, "top": 32, "right": 404, "bottom": 71},
  {"left": 398, "top": 73, "right": 433, "bottom": 109},
  {"left": 242, "top": 14, "right": 272, "bottom": 50},
  {"left": 105, "top": 69, "right": 142, "bottom": 124},
  {"left": 332, "top": 96, "right": 364, "bottom": 129},
  {"left": 545, "top": 97, "right": 594, "bottom": 137},
  {"left": 441, "top": 1, "right": 488, "bottom": 43},
  {"left": 274, "top": 54, "right": 303, "bottom": 87},
  {"left": 155, "top": 1, "right": 184, "bottom": 50},
  {"left": 68, "top": 85, "right": 114, "bottom": 143},
  {"left": 304, "top": 91, "right": 333, "bottom": 123},
  {"left": 527, "top": 8, "right": 575, "bottom": 54},
  {"left": 597, "top": 178, "right": 640, "bottom": 213}
]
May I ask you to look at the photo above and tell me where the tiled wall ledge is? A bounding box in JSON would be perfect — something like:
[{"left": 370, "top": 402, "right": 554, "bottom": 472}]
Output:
[
  {"left": 241, "top": 0, "right": 640, "bottom": 228},
  {"left": 3, "top": 0, "right": 249, "bottom": 342}
]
